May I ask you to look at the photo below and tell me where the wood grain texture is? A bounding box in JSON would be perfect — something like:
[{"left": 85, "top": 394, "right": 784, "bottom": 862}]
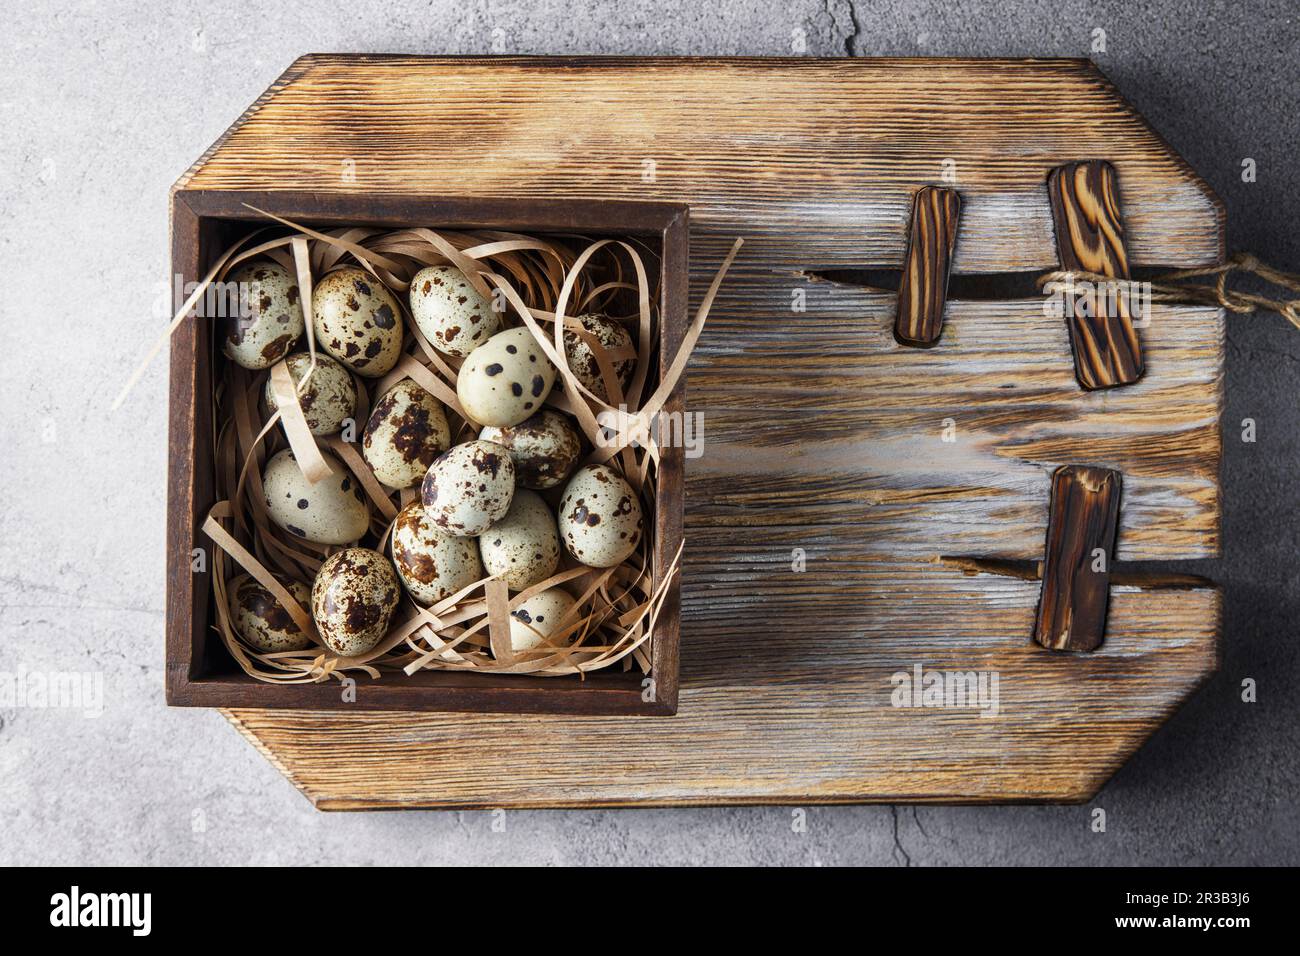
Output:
[
  {"left": 169, "top": 55, "right": 1226, "bottom": 806},
  {"left": 180, "top": 56, "right": 1224, "bottom": 273},
  {"left": 1048, "top": 160, "right": 1145, "bottom": 389},
  {"left": 1034, "top": 465, "right": 1122, "bottom": 651},
  {"left": 894, "top": 186, "right": 962, "bottom": 347},
  {"left": 689, "top": 271, "right": 1221, "bottom": 560},
  {"left": 224, "top": 562, "right": 1220, "bottom": 807}
]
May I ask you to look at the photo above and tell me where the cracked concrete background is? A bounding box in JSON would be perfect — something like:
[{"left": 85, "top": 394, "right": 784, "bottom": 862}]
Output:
[{"left": 1, "top": 0, "right": 1297, "bottom": 866}]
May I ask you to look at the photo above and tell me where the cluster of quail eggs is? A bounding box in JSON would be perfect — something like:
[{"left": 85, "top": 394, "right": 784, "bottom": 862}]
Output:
[{"left": 223, "top": 259, "right": 644, "bottom": 662}]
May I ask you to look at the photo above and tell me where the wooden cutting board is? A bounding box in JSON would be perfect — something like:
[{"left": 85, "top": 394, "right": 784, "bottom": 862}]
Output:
[{"left": 178, "top": 55, "right": 1224, "bottom": 807}]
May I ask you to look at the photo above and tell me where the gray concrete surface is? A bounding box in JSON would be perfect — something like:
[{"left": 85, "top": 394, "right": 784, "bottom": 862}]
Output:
[{"left": 1, "top": 0, "right": 1297, "bottom": 866}]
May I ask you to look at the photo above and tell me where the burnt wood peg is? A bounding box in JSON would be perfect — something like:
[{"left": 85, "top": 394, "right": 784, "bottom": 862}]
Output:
[
  {"left": 1047, "top": 161, "right": 1145, "bottom": 390},
  {"left": 894, "top": 185, "right": 962, "bottom": 347},
  {"left": 1034, "top": 464, "right": 1122, "bottom": 652}
]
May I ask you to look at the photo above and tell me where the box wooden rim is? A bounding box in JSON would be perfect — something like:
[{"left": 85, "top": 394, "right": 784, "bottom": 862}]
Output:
[{"left": 166, "top": 190, "right": 688, "bottom": 715}]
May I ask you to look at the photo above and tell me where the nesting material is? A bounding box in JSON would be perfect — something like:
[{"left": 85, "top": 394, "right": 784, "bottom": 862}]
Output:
[{"left": 195, "top": 216, "right": 738, "bottom": 686}]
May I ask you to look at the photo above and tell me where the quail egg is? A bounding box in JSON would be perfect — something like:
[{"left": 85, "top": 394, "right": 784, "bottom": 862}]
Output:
[
  {"left": 390, "top": 500, "right": 484, "bottom": 605},
  {"left": 409, "top": 264, "right": 503, "bottom": 357},
  {"left": 362, "top": 379, "right": 451, "bottom": 489},
  {"left": 222, "top": 262, "right": 304, "bottom": 370},
  {"left": 563, "top": 313, "right": 635, "bottom": 402},
  {"left": 229, "top": 573, "right": 313, "bottom": 652},
  {"left": 311, "top": 548, "right": 401, "bottom": 657},
  {"left": 479, "top": 490, "right": 560, "bottom": 592},
  {"left": 507, "top": 587, "right": 579, "bottom": 653},
  {"left": 263, "top": 351, "right": 357, "bottom": 436},
  {"left": 262, "top": 448, "right": 370, "bottom": 545},
  {"left": 312, "top": 267, "right": 404, "bottom": 378},
  {"left": 558, "top": 464, "right": 643, "bottom": 567},
  {"left": 420, "top": 439, "right": 515, "bottom": 536},
  {"left": 479, "top": 410, "right": 582, "bottom": 490},
  {"left": 456, "top": 327, "right": 557, "bottom": 427}
]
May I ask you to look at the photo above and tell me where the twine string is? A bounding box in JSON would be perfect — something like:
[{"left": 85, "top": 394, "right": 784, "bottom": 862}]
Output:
[{"left": 1037, "top": 252, "right": 1300, "bottom": 331}]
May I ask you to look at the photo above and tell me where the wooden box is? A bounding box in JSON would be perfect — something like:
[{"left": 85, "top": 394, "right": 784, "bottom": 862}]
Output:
[{"left": 165, "top": 191, "right": 689, "bottom": 715}]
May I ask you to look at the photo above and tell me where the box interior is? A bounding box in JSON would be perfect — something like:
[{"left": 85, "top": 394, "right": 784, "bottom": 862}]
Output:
[{"left": 171, "top": 196, "right": 682, "bottom": 713}]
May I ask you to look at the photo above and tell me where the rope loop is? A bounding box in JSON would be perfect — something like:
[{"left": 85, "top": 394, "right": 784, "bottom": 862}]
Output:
[{"left": 1038, "top": 252, "right": 1300, "bottom": 331}]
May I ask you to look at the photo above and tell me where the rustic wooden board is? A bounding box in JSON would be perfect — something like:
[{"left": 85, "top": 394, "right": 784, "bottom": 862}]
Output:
[
  {"left": 176, "top": 55, "right": 1225, "bottom": 806},
  {"left": 688, "top": 278, "right": 1221, "bottom": 561},
  {"left": 223, "top": 565, "right": 1219, "bottom": 808}
]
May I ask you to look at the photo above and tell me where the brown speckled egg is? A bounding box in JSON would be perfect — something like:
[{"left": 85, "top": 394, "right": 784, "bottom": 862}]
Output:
[
  {"left": 558, "top": 464, "right": 643, "bottom": 568},
  {"left": 421, "top": 439, "right": 516, "bottom": 537},
  {"left": 563, "top": 313, "right": 635, "bottom": 402},
  {"left": 363, "top": 380, "right": 451, "bottom": 489},
  {"left": 456, "top": 327, "right": 557, "bottom": 427},
  {"left": 507, "top": 587, "right": 578, "bottom": 653},
  {"left": 222, "top": 262, "right": 304, "bottom": 370},
  {"left": 311, "top": 548, "right": 400, "bottom": 657},
  {"left": 479, "top": 410, "right": 582, "bottom": 490},
  {"left": 229, "top": 574, "right": 313, "bottom": 652},
  {"left": 262, "top": 448, "right": 370, "bottom": 545},
  {"left": 390, "top": 500, "right": 484, "bottom": 605},
  {"left": 479, "top": 490, "right": 559, "bottom": 592},
  {"left": 263, "top": 352, "right": 357, "bottom": 436},
  {"left": 409, "top": 265, "right": 502, "bottom": 357},
  {"left": 312, "top": 267, "right": 404, "bottom": 378}
]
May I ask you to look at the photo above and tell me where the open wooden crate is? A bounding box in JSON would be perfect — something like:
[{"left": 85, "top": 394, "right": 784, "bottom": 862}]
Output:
[
  {"left": 165, "top": 193, "right": 689, "bottom": 715},
  {"left": 172, "top": 55, "right": 1223, "bottom": 807}
]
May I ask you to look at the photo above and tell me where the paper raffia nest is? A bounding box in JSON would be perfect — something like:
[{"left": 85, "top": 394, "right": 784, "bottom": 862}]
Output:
[{"left": 172, "top": 209, "right": 741, "bottom": 685}]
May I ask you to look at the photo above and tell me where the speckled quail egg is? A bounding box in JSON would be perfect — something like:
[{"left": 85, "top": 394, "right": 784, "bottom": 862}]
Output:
[
  {"left": 507, "top": 587, "right": 579, "bottom": 653},
  {"left": 479, "top": 490, "right": 560, "bottom": 592},
  {"left": 390, "top": 500, "right": 484, "bottom": 605},
  {"left": 420, "top": 439, "right": 515, "bottom": 536},
  {"left": 456, "top": 327, "right": 557, "bottom": 427},
  {"left": 479, "top": 410, "right": 582, "bottom": 490},
  {"left": 262, "top": 448, "right": 370, "bottom": 545},
  {"left": 409, "top": 264, "right": 503, "bottom": 357},
  {"left": 362, "top": 380, "right": 451, "bottom": 489},
  {"left": 263, "top": 351, "right": 357, "bottom": 436},
  {"left": 563, "top": 313, "right": 635, "bottom": 402},
  {"left": 229, "top": 574, "right": 313, "bottom": 652},
  {"left": 222, "top": 262, "right": 305, "bottom": 370},
  {"left": 311, "top": 548, "right": 401, "bottom": 657},
  {"left": 558, "top": 464, "right": 643, "bottom": 568},
  {"left": 312, "top": 267, "right": 404, "bottom": 378}
]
